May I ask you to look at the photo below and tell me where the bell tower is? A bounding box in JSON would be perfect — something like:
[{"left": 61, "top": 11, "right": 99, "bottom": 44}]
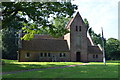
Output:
[{"left": 69, "top": 12, "right": 88, "bottom": 62}]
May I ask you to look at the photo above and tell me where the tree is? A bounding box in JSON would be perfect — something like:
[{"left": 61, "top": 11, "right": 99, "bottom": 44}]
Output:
[
  {"left": 21, "top": 17, "right": 71, "bottom": 40},
  {"left": 2, "top": 2, "right": 78, "bottom": 40},
  {"left": 49, "top": 17, "right": 71, "bottom": 37},
  {"left": 84, "top": 18, "right": 89, "bottom": 30},
  {"left": 0, "top": 30, "right": 2, "bottom": 54},
  {"left": 2, "top": 28, "right": 18, "bottom": 59},
  {"left": 105, "top": 38, "right": 120, "bottom": 60}
]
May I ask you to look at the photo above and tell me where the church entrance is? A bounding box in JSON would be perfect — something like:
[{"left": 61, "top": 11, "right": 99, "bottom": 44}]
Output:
[{"left": 76, "top": 52, "right": 81, "bottom": 62}]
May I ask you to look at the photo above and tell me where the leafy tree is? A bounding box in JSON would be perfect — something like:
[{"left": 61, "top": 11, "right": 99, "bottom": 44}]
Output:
[
  {"left": 2, "top": 2, "right": 78, "bottom": 40},
  {"left": 2, "top": 28, "right": 18, "bottom": 59},
  {"left": 84, "top": 18, "right": 89, "bottom": 30},
  {"left": 105, "top": 38, "right": 120, "bottom": 60},
  {"left": 49, "top": 17, "right": 71, "bottom": 37},
  {"left": 0, "top": 30, "right": 2, "bottom": 54}
]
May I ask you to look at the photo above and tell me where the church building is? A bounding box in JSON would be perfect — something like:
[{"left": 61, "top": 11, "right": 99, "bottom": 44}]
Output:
[{"left": 18, "top": 12, "right": 103, "bottom": 62}]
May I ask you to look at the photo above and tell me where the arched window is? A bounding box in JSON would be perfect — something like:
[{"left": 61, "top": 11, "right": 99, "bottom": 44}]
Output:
[
  {"left": 93, "top": 54, "right": 98, "bottom": 58},
  {"left": 44, "top": 53, "right": 47, "bottom": 57},
  {"left": 60, "top": 53, "right": 66, "bottom": 57},
  {"left": 48, "top": 53, "right": 51, "bottom": 57},
  {"left": 79, "top": 26, "right": 81, "bottom": 31},
  {"left": 40, "top": 53, "right": 43, "bottom": 57},
  {"left": 96, "top": 55, "right": 98, "bottom": 58},
  {"left": 60, "top": 53, "right": 62, "bottom": 57},
  {"left": 93, "top": 55, "right": 95, "bottom": 58},
  {"left": 25, "top": 52, "right": 30, "bottom": 58},
  {"left": 63, "top": 53, "right": 66, "bottom": 57},
  {"left": 76, "top": 26, "right": 78, "bottom": 31}
]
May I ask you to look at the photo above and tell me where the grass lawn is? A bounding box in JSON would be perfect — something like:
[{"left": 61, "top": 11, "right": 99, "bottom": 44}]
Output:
[
  {"left": 2, "top": 59, "right": 82, "bottom": 72},
  {"left": 2, "top": 59, "right": 120, "bottom": 78}
]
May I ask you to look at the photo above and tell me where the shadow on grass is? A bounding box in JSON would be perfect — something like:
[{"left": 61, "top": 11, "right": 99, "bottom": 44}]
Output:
[
  {"left": 2, "top": 64, "right": 118, "bottom": 78},
  {"left": 2, "top": 62, "right": 65, "bottom": 72},
  {"left": 2, "top": 59, "right": 119, "bottom": 73}
]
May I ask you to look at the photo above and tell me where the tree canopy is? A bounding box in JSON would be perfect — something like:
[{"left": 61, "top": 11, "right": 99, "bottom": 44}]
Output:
[
  {"left": 1, "top": 28, "right": 18, "bottom": 59},
  {"left": 105, "top": 38, "right": 120, "bottom": 60},
  {"left": 84, "top": 18, "right": 89, "bottom": 30},
  {"left": 2, "top": 2, "right": 77, "bottom": 40},
  {"left": 49, "top": 17, "right": 71, "bottom": 37},
  {"left": 2, "top": 2, "right": 77, "bottom": 28}
]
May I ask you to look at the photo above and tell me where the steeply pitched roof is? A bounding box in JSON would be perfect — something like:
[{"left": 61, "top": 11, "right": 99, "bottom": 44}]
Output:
[
  {"left": 66, "top": 17, "right": 74, "bottom": 29},
  {"left": 87, "top": 32, "right": 94, "bottom": 46},
  {"left": 21, "top": 39, "right": 69, "bottom": 52},
  {"left": 88, "top": 46, "right": 102, "bottom": 54},
  {"left": 66, "top": 12, "right": 85, "bottom": 29}
]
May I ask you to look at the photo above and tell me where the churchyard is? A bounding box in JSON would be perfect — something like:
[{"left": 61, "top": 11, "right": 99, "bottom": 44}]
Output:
[{"left": 1, "top": 59, "right": 119, "bottom": 78}]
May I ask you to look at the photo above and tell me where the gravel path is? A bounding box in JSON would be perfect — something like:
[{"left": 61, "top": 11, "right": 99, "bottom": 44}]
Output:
[{"left": 1, "top": 63, "right": 89, "bottom": 75}]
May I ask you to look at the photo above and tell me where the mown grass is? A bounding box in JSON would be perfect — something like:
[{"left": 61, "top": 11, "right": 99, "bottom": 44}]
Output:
[
  {"left": 2, "top": 59, "right": 119, "bottom": 78},
  {"left": 2, "top": 59, "right": 82, "bottom": 72}
]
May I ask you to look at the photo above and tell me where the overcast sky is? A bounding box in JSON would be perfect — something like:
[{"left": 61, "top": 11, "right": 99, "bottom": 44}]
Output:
[{"left": 72, "top": 0, "right": 119, "bottom": 39}]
